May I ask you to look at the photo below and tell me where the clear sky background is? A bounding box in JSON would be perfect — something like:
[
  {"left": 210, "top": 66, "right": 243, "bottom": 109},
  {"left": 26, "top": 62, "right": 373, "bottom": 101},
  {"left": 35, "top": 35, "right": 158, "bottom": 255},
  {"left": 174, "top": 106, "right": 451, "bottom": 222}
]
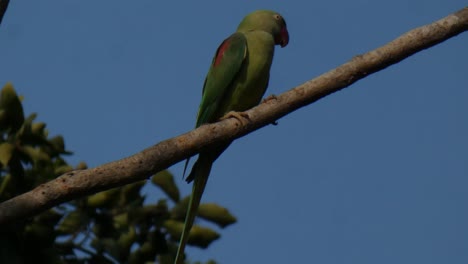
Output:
[{"left": 1, "top": 1, "right": 467, "bottom": 264}]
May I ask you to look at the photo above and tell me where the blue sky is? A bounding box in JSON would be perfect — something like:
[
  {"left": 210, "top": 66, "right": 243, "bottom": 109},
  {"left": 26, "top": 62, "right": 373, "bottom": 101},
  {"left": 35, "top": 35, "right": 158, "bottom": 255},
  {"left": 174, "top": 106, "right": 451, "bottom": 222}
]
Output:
[{"left": 1, "top": 1, "right": 467, "bottom": 263}]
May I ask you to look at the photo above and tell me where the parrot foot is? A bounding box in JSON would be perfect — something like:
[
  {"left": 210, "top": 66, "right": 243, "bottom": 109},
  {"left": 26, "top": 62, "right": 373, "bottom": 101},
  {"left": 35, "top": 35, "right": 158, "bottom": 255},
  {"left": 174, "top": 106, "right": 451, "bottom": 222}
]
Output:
[
  {"left": 262, "top": 94, "right": 278, "bottom": 104},
  {"left": 220, "top": 111, "right": 250, "bottom": 126}
]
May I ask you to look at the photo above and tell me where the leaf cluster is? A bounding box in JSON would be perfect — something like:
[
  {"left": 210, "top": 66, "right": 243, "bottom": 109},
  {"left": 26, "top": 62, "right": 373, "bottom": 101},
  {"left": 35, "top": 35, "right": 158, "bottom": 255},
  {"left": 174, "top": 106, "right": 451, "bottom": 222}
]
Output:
[{"left": 0, "top": 84, "right": 236, "bottom": 264}]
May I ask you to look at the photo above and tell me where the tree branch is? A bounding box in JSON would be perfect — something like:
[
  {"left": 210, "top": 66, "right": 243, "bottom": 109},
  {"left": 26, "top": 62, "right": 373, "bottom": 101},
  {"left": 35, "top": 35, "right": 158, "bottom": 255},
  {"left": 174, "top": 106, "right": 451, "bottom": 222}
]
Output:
[
  {"left": 0, "top": 7, "right": 467, "bottom": 226},
  {"left": 0, "top": 0, "right": 9, "bottom": 26}
]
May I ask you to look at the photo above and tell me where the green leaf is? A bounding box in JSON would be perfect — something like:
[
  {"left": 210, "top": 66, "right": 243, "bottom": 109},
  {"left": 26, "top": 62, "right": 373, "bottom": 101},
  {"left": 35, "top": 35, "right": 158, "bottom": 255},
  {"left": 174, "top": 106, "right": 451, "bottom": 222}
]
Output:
[
  {"left": 0, "top": 142, "right": 15, "bottom": 166},
  {"left": 91, "top": 238, "right": 120, "bottom": 259},
  {"left": 151, "top": 170, "right": 180, "bottom": 202},
  {"left": 120, "top": 181, "right": 146, "bottom": 206},
  {"left": 20, "top": 145, "right": 50, "bottom": 163},
  {"left": 135, "top": 241, "right": 157, "bottom": 262},
  {"left": 129, "top": 242, "right": 155, "bottom": 264},
  {"left": 0, "top": 174, "right": 11, "bottom": 196},
  {"left": 113, "top": 212, "right": 129, "bottom": 229},
  {"left": 49, "top": 135, "right": 71, "bottom": 154},
  {"left": 187, "top": 225, "right": 220, "bottom": 248},
  {"left": 0, "top": 83, "right": 25, "bottom": 132},
  {"left": 163, "top": 220, "right": 220, "bottom": 248},
  {"left": 170, "top": 196, "right": 190, "bottom": 220},
  {"left": 17, "top": 113, "right": 37, "bottom": 137},
  {"left": 163, "top": 219, "right": 184, "bottom": 239},
  {"left": 56, "top": 211, "right": 84, "bottom": 234},
  {"left": 87, "top": 188, "right": 120, "bottom": 208},
  {"left": 141, "top": 202, "right": 170, "bottom": 222},
  {"left": 31, "top": 122, "right": 46, "bottom": 135},
  {"left": 197, "top": 203, "right": 237, "bottom": 228},
  {"left": 118, "top": 226, "right": 136, "bottom": 254},
  {"left": 54, "top": 165, "right": 73, "bottom": 175}
]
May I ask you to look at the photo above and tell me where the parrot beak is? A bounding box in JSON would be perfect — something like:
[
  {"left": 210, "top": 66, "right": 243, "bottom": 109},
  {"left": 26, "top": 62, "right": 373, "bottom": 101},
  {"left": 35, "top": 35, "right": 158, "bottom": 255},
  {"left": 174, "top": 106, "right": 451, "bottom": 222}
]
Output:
[{"left": 278, "top": 26, "right": 289, "bottom": 48}]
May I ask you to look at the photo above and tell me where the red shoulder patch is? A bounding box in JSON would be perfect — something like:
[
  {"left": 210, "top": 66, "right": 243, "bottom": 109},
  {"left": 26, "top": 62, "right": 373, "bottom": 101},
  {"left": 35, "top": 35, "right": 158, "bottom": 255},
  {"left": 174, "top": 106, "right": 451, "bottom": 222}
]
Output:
[{"left": 214, "top": 39, "right": 230, "bottom": 67}]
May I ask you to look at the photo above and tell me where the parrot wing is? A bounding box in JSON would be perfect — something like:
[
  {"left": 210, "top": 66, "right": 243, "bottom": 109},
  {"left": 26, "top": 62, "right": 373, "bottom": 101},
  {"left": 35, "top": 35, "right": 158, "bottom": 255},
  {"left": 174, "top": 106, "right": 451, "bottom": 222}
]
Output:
[
  {"left": 196, "top": 32, "right": 247, "bottom": 127},
  {"left": 182, "top": 32, "right": 247, "bottom": 178}
]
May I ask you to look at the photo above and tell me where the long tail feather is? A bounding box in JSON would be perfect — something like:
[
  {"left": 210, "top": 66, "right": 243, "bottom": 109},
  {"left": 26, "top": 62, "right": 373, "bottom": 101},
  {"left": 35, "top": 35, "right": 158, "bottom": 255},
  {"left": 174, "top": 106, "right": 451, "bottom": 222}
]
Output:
[
  {"left": 174, "top": 158, "right": 213, "bottom": 264},
  {"left": 182, "top": 157, "right": 191, "bottom": 179}
]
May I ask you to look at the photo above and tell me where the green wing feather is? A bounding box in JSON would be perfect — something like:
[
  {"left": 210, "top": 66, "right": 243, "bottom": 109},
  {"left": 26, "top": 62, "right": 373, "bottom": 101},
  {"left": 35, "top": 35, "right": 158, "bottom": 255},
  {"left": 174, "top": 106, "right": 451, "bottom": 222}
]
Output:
[
  {"left": 175, "top": 33, "right": 247, "bottom": 264},
  {"left": 182, "top": 33, "right": 246, "bottom": 179},
  {"left": 196, "top": 32, "right": 247, "bottom": 127}
]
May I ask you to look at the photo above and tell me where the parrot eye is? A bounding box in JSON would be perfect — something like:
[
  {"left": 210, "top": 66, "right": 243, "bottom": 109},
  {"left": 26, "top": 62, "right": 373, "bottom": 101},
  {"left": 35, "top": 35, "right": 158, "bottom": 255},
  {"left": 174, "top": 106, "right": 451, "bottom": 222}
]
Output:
[{"left": 274, "top": 14, "right": 281, "bottom": 20}]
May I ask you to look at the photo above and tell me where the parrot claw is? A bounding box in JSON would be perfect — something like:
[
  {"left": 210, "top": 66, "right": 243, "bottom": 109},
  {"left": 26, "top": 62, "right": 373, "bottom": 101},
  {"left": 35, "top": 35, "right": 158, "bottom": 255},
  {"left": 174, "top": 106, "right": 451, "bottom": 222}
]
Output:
[
  {"left": 262, "top": 94, "right": 277, "bottom": 104},
  {"left": 220, "top": 111, "right": 250, "bottom": 126}
]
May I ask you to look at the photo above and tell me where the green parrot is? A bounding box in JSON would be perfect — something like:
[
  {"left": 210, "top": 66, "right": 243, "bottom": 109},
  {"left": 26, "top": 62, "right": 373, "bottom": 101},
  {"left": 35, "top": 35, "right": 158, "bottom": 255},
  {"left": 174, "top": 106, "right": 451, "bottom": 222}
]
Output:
[{"left": 175, "top": 10, "right": 289, "bottom": 263}]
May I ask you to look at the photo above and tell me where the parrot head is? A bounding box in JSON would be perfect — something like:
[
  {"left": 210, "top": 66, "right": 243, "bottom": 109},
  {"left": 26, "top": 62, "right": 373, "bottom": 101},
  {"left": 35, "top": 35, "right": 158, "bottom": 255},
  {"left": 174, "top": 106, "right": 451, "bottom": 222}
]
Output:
[{"left": 237, "top": 10, "right": 289, "bottom": 48}]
